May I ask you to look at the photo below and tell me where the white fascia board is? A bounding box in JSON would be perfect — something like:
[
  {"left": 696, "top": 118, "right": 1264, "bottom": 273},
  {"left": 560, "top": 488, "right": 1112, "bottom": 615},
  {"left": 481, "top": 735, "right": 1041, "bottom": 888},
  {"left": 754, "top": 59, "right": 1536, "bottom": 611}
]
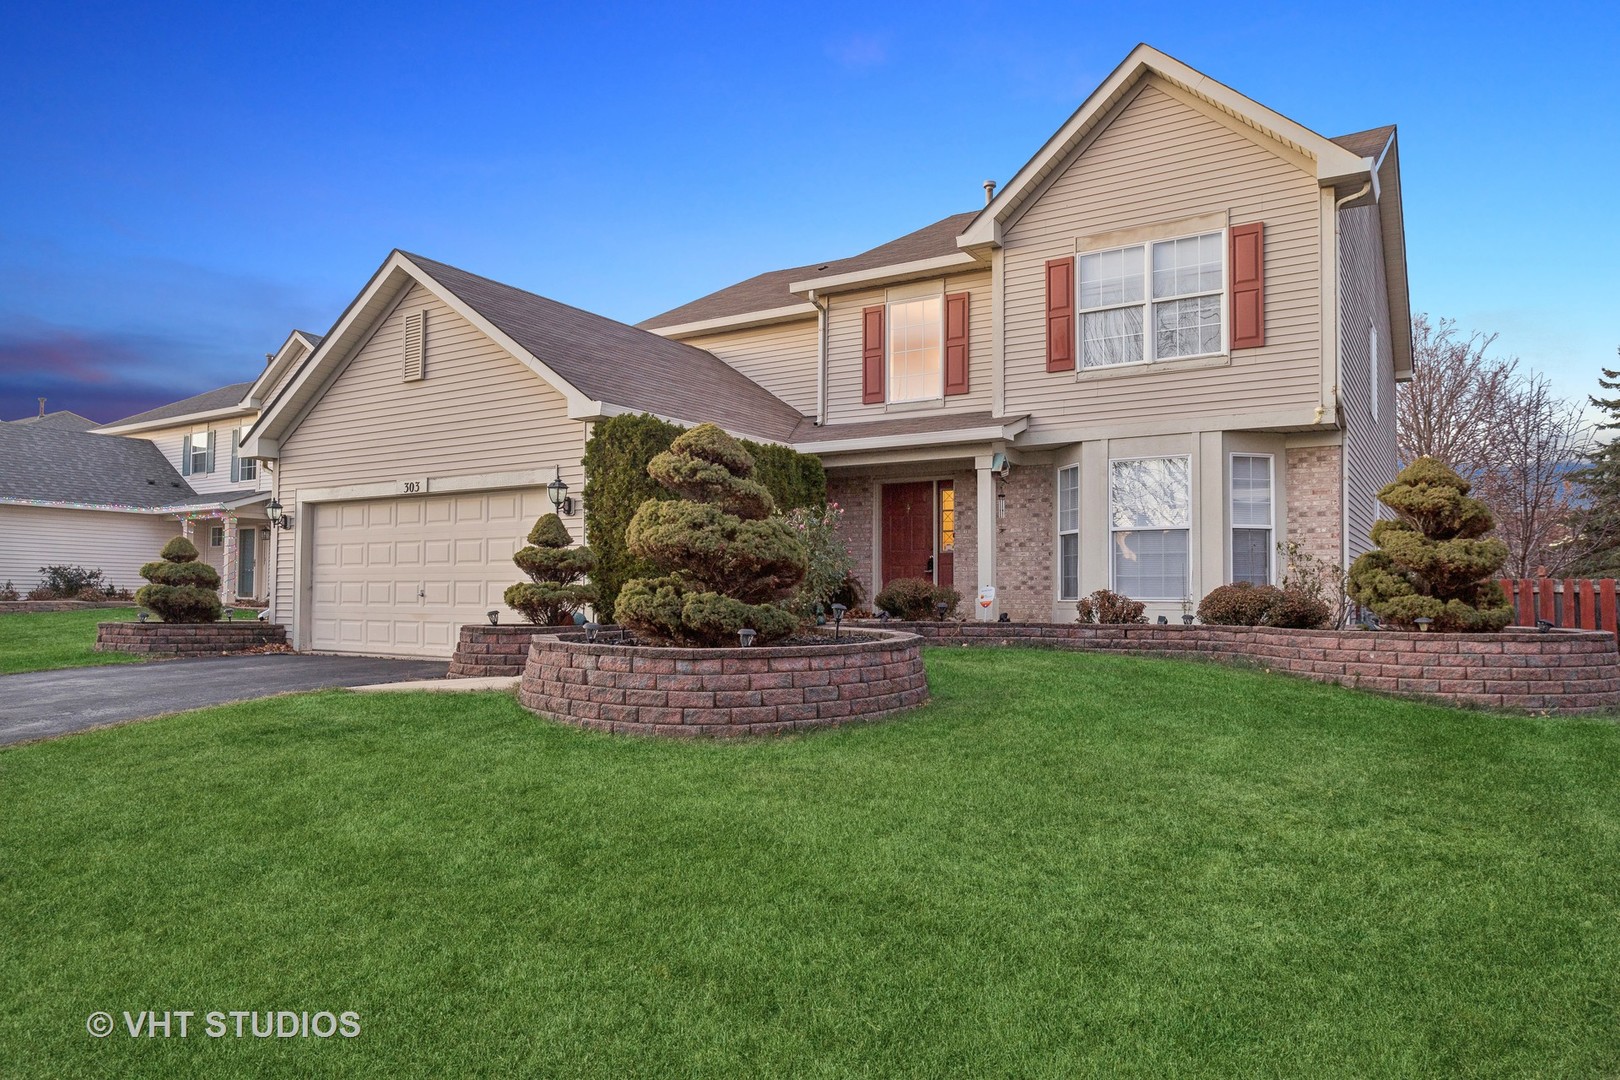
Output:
[
  {"left": 242, "top": 435, "right": 279, "bottom": 460},
  {"left": 148, "top": 492, "right": 271, "bottom": 514},
  {"left": 244, "top": 330, "right": 318, "bottom": 404},
  {"left": 94, "top": 405, "right": 257, "bottom": 437},
  {"left": 796, "top": 418, "right": 1029, "bottom": 456},
  {"left": 788, "top": 252, "right": 982, "bottom": 294},
  {"left": 646, "top": 304, "right": 818, "bottom": 339},
  {"left": 957, "top": 43, "right": 1368, "bottom": 248},
  {"left": 573, "top": 400, "right": 798, "bottom": 447}
]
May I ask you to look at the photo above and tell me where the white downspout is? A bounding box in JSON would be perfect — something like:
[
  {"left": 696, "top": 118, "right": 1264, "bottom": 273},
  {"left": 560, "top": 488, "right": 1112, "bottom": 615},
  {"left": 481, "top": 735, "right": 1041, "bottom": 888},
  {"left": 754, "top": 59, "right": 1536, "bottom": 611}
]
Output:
[{"left": 809, "top": 289, "right": 829, "bottom": 426}]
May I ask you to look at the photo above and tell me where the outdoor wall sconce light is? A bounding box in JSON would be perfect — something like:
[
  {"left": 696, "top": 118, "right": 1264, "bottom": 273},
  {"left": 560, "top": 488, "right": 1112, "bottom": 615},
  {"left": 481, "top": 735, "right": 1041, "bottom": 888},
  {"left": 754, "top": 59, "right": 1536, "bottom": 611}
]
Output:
[
  {"left": 487, "top": 610, "right": 500, "bottom": 626},
  {"left": 547, "top": 467, "right": 575, "bottom": 516},
  {"left": 584, "top": 621, "right": 599, "bottom": 643},
  {"left": 831, "top": 603, "right": 847, "bottom": 640},
  {"left": 265, "top": 498, "right": 294, "bottom": 531},
  {"left": 738, "top": 628, "right": 757, "bottom": 647},
  {"left": 1536, "top": 619, "right": 1553, "bottom": 633},
  {"left": 1414, "top": 617, "right": 1434, "bottom": 632}
]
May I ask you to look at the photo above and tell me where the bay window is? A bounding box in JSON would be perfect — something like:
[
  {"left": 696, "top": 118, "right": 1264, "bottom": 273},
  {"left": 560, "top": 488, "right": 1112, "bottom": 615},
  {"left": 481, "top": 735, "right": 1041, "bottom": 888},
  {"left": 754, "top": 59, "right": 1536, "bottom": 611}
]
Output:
[
  {"left": 1079, "top": 231, "right": 1224, "bottom": 368},
  {"left": 1109, "top": 456, "right": 1190, "bottom": 600},
  {"left": 1230, "top": 454, "right": 1273, "bottom": 586}
]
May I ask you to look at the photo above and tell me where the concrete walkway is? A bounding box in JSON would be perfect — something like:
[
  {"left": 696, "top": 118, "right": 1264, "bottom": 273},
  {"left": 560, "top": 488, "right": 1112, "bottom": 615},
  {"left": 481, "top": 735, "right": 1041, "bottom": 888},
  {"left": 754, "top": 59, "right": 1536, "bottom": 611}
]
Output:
[
  {"left": 0, "top": 654, "right": 449, "bottom": 746},
  {"left": 350, "top": 675, "right": 519, "bottom": 693}
]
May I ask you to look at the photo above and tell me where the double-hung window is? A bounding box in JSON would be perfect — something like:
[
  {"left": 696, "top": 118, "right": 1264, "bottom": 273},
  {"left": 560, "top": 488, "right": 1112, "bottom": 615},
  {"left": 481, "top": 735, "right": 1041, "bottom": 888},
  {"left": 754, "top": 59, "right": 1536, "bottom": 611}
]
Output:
[
  {"left": 1079, "top": 232, "right": 1224, "bottom": 369},
  {"left": 1058, "top": 466, "right": 1080, "bottom": 600},
  {"left": 887, "top": 295, "right": 942, "bottom": 403},
  {"left": 190, "top": 430, "right": 210, "bottom": 474},
  {"left": 1230, "top": 454, "right": 1274, "bottom": 586},
  {"left": 1109, "top": 456, "right": 1191, "bottom": 600}
]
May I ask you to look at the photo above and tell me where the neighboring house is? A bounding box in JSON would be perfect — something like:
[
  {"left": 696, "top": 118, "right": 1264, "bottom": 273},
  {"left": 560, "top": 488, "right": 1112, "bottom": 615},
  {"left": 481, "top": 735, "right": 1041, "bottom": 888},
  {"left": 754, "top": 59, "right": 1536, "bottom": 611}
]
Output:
[
  {"left": 0, "top": 331, "right": 323, "bottom": 598},
  {"left": 239, "top": 44, "right": 1406, "bottom": 658}
]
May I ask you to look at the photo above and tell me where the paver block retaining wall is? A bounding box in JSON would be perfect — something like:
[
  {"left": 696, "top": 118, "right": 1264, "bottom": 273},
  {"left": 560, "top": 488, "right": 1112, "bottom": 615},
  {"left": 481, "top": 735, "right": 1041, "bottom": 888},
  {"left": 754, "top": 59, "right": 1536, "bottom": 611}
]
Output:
[
  {"left": 853, "top": 621, "right": 1620, "bottom": 715},
  {"left": 1, "top": 601, "right": 136, "bottom": 613},
  {"left": 95, "top": 622, "right": 288, "bottom": 657},
  {"left": 449, "top": 624, "right": 548, "bottom": 678},
  {"left": 518, "top": 630, "right": 927, "bottom": 736}
]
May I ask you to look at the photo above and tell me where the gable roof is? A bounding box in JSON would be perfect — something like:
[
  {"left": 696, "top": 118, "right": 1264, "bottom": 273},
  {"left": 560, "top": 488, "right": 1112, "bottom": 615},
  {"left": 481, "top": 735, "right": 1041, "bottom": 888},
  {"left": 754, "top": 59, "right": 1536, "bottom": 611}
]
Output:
[
  {"left": 638, "top": 212, "right": 977, "bottom": 332},
  {"left": 2, "top": 410, "right": 97, "bottom": 431},
  {"left": 0, "top": 424, "right": 195, "bottom": 509},
  {"left": 97, "top": 382, "right": 255, "bottom": 433}
]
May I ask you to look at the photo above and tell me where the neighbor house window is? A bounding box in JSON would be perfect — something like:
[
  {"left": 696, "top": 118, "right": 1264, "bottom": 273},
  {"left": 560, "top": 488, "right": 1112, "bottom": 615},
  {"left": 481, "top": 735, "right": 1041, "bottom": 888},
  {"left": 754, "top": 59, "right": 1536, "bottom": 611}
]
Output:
[
  {"left": 1230, "top": 454, "right": 1274, "bottom": 586},
  {"left": 1079, "top": 232, "right": 1223, "bottom": 368},
  {"left": 240, "top": 456, "right": 257, "bottom": 481},
  {"left": 1109, "top": 456, "right": 1190, "bottom": 600},
  {"left": 191, "top": 431, "right": 210, "bottom": 474},
  {"left": 886, "top": 295, "right": 942, "bottom": 402},
  {"left": 210, "top": 526, "right": 224, "bottom": 547},
  {"left": 1058, "top": 466, "right": 1080, "bottom": 600}
]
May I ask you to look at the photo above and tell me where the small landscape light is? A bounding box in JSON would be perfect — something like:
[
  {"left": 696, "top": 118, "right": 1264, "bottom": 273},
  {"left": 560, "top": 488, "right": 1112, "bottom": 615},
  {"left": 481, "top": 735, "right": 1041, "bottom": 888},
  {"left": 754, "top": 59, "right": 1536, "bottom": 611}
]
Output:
[
  {"left": 1536, "top": 619, "right": 1552, "bottom": 634},
  {"left": 225, "top": 607, "right": 234, "bottom": 621},
  {"left": 738, "top": 628, "right": 757, "bottom": 647},
  {"left": 137, "top": 610, "right": 149, "bottom": 623},
  {"left": 573, "top": 610, "right": 588, "bottom": 626},
  {"left": 997, "top": 612, "right": 1011, "bottom": 623},
  {"left": 934, "top": 600, "right": 949, "bottom": 621},
  {"left": 584, "top": 621, "right": 599, "bottom": 643},
  {"left": 877, "top": 608, "right": 890, "bottom": 622},
  {"left": 1414, "top": 617, "right": 1434, "bottom": 632},
  {"left": 1182, "top": 614, "right": 1195, "bottom": 625},
  {"left": 487, "top": 610, "right": 500, "bottom": 626},
  {"left": 831, "top": 603, "right": 847, "bottom": 641}
]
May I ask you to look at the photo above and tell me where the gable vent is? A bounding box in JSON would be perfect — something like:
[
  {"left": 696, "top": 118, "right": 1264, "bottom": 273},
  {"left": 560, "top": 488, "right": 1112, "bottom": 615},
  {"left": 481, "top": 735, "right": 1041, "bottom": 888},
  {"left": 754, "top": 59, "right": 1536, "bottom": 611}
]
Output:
[{"left": 403, "top": 310, "right": 426, "bottom": 381}]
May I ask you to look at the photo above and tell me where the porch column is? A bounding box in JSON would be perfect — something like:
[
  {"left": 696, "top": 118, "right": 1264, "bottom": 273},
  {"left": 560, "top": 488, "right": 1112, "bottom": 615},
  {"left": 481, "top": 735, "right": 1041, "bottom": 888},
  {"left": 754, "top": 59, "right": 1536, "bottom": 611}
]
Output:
[
  {"left": 974, "top": 456, "right": 998, "bottom": 621},
  {"left": 180, "top": 516, "right": 195, "bottom": 544},
  {"left": 222, "top": 514, "right": 239, "bottom": 601}
]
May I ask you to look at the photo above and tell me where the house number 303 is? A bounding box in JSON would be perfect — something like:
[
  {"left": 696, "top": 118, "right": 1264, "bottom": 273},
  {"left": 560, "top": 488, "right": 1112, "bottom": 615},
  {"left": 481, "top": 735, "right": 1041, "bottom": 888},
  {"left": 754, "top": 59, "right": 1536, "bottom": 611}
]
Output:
[{"left": 399, "top": 479, "right": 425, "bottom": 494}]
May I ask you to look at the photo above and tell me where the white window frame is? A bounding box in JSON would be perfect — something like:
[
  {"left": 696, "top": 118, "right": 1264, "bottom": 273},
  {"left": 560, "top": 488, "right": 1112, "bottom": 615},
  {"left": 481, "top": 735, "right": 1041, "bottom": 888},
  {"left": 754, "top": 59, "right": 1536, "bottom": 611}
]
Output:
[
  {"left": 1229, "top": 453, "right": 1275, "bottom": 586},
  {"left": 1108, "top": 454, "right": 1192, "bottom": 602},
  {"left": 1058, "top": 465, "right": 1080, "bottom": 600},
  {"left": 1076, "top": 229, "right": 1228, "bottom": 371},
  {"left": 885, "top": 294, "right": 944, "bottom": 404},
  {"left": 240, "top": 455, "right": 257, "bottom": 481},
  {"left": 210, "top": 526, "right": 224, "bottom": 547},
  {"left": 190, "top": 429, "right": 210, "bottom": 475},
  {"left": 1369, "top": 322, "right": 1380, "bottom": 422}
]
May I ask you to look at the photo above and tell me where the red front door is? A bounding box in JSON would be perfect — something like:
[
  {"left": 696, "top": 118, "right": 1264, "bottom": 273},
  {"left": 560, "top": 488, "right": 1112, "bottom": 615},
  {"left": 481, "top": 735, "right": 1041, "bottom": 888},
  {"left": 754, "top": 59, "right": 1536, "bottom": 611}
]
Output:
[{"left": 882, "top": 482, "right": 936, "bottom": 588}]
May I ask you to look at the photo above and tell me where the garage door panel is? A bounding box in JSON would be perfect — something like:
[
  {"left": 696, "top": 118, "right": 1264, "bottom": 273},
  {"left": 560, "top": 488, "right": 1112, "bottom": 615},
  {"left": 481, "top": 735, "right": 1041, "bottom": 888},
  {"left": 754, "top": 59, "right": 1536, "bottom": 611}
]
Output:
[{"left": 308, "top": 488, "right": 544, "bottom": 658}]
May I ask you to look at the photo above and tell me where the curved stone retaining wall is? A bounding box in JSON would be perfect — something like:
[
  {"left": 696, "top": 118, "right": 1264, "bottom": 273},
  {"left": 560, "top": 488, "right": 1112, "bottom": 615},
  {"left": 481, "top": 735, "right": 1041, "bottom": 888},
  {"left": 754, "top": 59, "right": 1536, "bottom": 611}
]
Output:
[
  {"left": 95, "top": 621, "right": 288, "bottom": 658},
  {"left": 851, "top": 621, "right": 1620, "bottom": 715},
  {"left": 518, "top": 630, "right": 927, "bottom": 736},
  {"left": 449, "top": 624, "right": 546, "bottom": 678}
]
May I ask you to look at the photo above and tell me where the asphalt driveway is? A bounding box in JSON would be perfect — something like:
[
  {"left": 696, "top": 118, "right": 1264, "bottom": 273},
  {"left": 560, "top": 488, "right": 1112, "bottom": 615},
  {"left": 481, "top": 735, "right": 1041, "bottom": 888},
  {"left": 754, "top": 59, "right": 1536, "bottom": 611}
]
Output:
[{"left": 0, "top": 654, "right": 449, "bottom": 746}]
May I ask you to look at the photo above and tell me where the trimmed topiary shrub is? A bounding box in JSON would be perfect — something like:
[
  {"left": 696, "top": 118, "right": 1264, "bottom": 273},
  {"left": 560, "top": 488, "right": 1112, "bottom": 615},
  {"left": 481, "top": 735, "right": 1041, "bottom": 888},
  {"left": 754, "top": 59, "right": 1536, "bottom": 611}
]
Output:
[
  {"left": 583, "top": 414, "right": 826, "bottom": 620},
  {"left": 1198, "top": 582, "right": 1284, "bottom": 626},
  {"left": 1347, "top": 457, "right": 1513, "bottom": 632},
  {"left": 136, "top": 536, "right": 222, "bottom": 623},
  {"left": 615, "top": 424, "right": 809, "bottom": 646},
  {"left": 1074, "top": 589, "right": 1148, "bottom": 624},
  {"left": 874, "top": 577, "right": 961, "bottom": 621},
  {"left": 502, "top": 513, "right": 597, "bottom": 625}
]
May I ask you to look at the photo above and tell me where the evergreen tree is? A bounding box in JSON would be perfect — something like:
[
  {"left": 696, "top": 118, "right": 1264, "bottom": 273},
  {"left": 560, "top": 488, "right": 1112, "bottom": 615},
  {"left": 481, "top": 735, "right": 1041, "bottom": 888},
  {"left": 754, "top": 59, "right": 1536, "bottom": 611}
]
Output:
[
  {"left": 136, "top": 536, "right": 223, "bottom": 623},
  {"left": 503, "top": 514, "right": 597, "bottom": 625},
  {"left": 1570, "top": 358, "right": 1620, "bottom": 575}
]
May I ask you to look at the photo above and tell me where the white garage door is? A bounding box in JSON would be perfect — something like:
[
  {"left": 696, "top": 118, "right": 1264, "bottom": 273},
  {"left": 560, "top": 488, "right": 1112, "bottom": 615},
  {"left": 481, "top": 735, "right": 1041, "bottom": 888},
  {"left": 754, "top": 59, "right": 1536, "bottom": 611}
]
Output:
[{"left": 308, "top": 488, "right": 552, "bottom": 657}]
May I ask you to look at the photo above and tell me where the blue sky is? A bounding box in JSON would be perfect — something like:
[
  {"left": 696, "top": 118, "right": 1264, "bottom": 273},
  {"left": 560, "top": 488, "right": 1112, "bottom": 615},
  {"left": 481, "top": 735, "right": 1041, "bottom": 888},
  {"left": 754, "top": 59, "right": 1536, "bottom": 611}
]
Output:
[{"left": 2, "top": 1, "right": 1616, "bottom": 422}]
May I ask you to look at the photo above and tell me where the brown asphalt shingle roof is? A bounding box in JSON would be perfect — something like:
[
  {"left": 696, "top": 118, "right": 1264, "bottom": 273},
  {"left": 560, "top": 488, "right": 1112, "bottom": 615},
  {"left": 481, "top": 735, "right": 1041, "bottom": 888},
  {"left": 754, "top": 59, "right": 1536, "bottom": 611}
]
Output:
[
  {"left": 638, "top": 212, "right": 978, "bottom": 331},
  {"left": 1330, "top": 125, "right": 1396, "bottom": 159},
  {"left": 405, "top": 254, "right": 809, "bottom": 443}
]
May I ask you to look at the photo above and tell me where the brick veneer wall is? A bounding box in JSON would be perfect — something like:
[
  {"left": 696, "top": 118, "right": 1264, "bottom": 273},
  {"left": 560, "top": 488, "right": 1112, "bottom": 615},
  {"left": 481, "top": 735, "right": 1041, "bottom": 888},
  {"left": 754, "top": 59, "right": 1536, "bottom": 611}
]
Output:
[
  {"left": 95, "top": 621, "right": 288, "bottom": 657},
  {"left": 995, "top": 463, "right": 1055, "bottom": 621},
  {"left": 518, "top": 630, "right": 928, "bottom": 736},
  {"left": 449, "top": 624, "right": 547, "bottom": 678},
  {"left": 1286, "top": 445, "right": 1343, "bottom": 569},
  {"left": 826, "top": 474, "right": 875, "bottom": 601},
  {"left": 0, "top": 601, "right": 135, "bottom": 613},
  {"left": 850, "top": 621, "right": 1620, "bottom": 715}
]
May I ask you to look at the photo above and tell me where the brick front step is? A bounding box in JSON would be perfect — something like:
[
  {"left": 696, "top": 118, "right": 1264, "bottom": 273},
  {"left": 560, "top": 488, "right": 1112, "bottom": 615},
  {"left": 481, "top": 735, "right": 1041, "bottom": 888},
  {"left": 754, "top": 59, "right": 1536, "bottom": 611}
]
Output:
[
  {"left": 848, "top": 621, "right": 1620, "bottom": 716},
  {"left": 95, "top": 621, "right": 288, "bottom": 658},
  {"left": 518, "top": 629, "right": 928, "bottom": 736}
]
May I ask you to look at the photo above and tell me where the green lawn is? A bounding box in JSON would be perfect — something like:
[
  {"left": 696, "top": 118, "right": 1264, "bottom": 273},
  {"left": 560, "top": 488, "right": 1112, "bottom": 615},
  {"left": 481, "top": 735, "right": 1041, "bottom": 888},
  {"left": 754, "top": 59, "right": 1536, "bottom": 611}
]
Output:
[
  {"left": 3, "top": 649, "right": 1618, "bottom": 1078},
  {"left": 0, "top": 607, "right": 264, "bottom": 674}
]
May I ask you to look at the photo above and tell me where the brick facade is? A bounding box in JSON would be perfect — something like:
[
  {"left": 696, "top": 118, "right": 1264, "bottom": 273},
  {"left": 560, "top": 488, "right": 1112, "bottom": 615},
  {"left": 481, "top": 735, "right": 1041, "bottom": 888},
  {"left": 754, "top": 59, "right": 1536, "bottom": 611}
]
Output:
[
  {"left": 994, "top": 462, "right": 1055, "bottom": 621},
  {"left": 94, "top": 621, "right": 288, "bottom": 657},
  {"left": 518, "top": 630, "right": 928, "bottom": 736},
  {"left": 850, "top": 621, "right": 1620, "bottom": 715},
  {"left": 825, "top": 473, "right": 875, "bottom": 604},
  {"left": 1286, "top": 445, "right": 1344, "bottom": 570}
]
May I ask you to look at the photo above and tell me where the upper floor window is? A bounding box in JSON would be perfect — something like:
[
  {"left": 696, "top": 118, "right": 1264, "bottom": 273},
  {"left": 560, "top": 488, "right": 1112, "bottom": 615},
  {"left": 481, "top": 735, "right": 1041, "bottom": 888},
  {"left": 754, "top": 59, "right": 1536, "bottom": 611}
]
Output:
[
  {"left": 887, "top": 296, "right": 942, "bottom": 403},
  {"left": 1230, "top": 454, "right": 1273, "bottom": 586},
  {"left": 1109, "top": 456, "right": 1191, "bottom": 600},
  {"left": 1079, "top": 232, "right": 1224, "bottom": 368},
  {"left": 240, "top": 456, "right": 257, "bottom": 482},
  {"left": 190, "top": 430, "right": 210, "bottom": 474}
]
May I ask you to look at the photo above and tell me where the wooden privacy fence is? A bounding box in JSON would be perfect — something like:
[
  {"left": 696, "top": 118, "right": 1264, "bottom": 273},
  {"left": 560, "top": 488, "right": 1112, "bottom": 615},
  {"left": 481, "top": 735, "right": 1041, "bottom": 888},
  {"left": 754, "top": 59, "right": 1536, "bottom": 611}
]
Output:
[{"left": 1499, "top": 578, "right": 1619, "bottom": 639}]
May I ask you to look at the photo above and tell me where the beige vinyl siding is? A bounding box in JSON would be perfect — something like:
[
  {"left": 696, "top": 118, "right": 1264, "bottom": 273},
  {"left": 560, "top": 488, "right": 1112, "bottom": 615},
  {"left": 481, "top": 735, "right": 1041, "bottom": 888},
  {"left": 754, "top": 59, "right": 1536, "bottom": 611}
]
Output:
[
  {"left": 1001, "top": 78, "right": 1323, "bottom": 434},
  {"left": 1338, "top": 203, "right": 1396, "bottom": 560},
  {"left": 271, "top": 281, "right": 588, "bottom": 620},
  {"left": 824, "top": 269, "right": 993, "bottom": 423},
  {"left": 0, "top": 506, "right": 178, "bottom": 591},
  {"left": 142, "top": 419, "right": 266, "bottom": 494},
  {"left": 682, "top": 319, "right": 819, "bottom": 416}
]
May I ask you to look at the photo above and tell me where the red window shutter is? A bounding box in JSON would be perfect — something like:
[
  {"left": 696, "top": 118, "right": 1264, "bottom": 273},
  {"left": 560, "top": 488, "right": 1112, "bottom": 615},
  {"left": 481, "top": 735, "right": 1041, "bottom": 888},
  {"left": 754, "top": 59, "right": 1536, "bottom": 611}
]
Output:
[
  {"left": 943, "top": 291, "right": 970, "bottom": 396},
  {"left": 1045, "top": 257, "right": 1075, "bottom": 371},
  {"left": 1229, "top": 222, "right": 1265, "bottom": 350},
  {"left": 861, "top": 305, "right": 886, "bottom": 404}
]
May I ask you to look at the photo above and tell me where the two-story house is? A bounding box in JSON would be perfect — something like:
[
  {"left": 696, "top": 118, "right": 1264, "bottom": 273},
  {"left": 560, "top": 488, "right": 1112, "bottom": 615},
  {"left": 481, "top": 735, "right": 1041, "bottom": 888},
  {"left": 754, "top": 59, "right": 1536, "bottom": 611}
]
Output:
[{"left": 239, "top": 43, "right": 1406, "bottom": 656}]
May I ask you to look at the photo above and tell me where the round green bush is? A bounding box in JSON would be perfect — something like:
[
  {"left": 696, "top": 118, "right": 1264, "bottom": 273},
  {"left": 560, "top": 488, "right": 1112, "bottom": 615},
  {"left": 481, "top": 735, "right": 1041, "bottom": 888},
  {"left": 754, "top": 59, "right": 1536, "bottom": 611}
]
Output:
[
  {"left": 1197, "top": 582, "right": 1283, "bottom": 626},
  {"left": 135, "top": 535, "right": 222, "bottom": 623}
]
